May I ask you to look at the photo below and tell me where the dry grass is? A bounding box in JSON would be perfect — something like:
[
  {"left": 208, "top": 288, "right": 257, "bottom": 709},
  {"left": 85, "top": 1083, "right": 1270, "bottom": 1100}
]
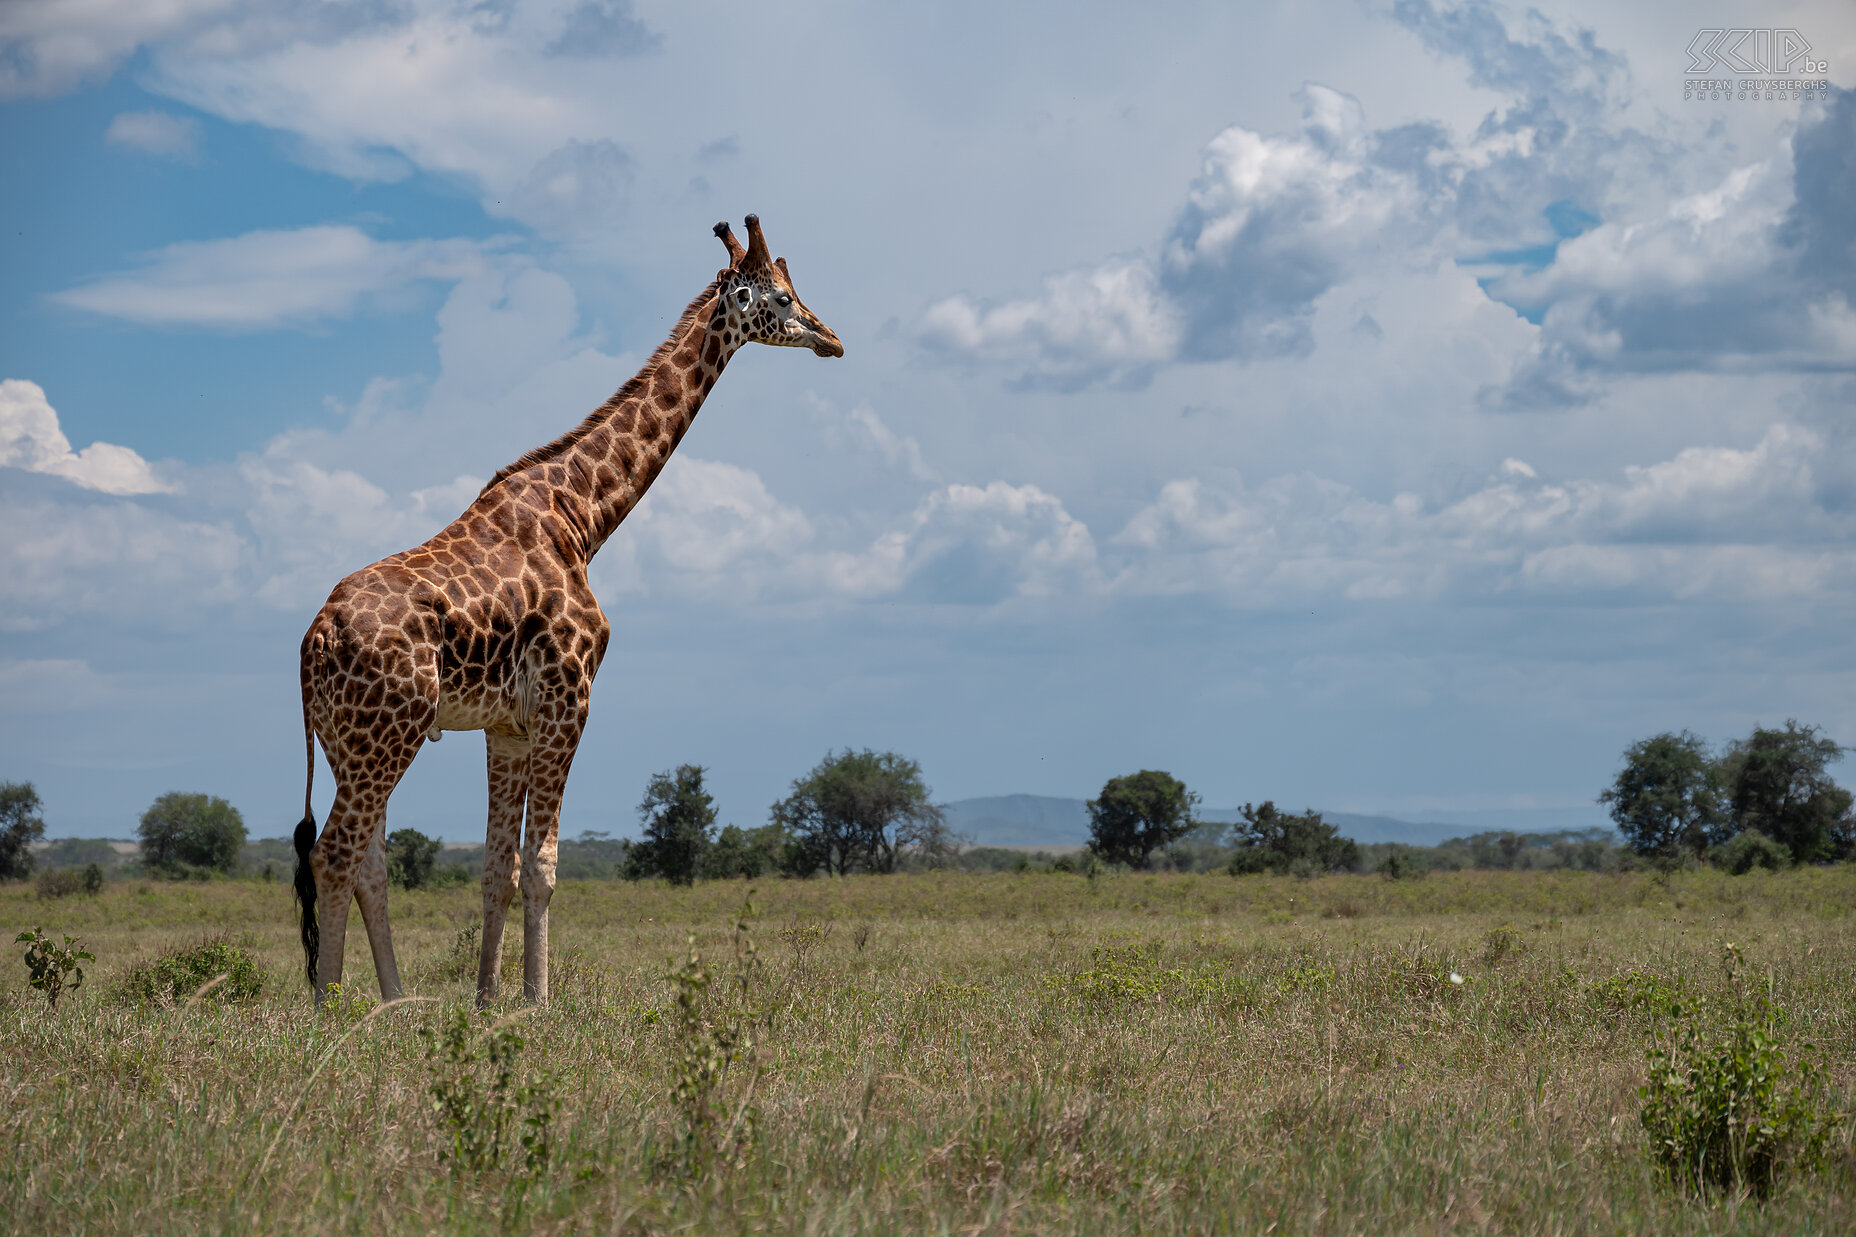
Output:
[{"left": 4, "top": 867, "right": 1855, "bottom": 1234}]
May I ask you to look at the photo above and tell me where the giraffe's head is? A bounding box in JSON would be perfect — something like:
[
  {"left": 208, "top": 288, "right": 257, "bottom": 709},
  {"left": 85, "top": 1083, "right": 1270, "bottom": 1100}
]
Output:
[{"left": 712, "top": 215, "right": 843, "bottom": 358}]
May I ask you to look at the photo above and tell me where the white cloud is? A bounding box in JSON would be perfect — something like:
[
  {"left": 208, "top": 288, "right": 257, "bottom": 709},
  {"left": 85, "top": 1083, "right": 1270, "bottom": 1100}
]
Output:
[
  {"left": 50, "top": 225, "right": 500, "bottom": 330},
  {"left": 921, "top": 257, "right": 1181, "bottom": 389},
  {"left": 241, "top": 448, "right": 482, "bottom": 610},
  {"left": 0, "top": 379, "right": 172, "bottom": 495},
  {"left": 144, "top": 9, "right": 578, "bottom": 190},
  {"left": 0, "top": 0, "right": 236, "bottom": 97},
  {"left": 826, "top": 482, "right": 1103, "bottom": 604},
  {"left": 0, "top": 494, "right": 242, "bottom": 632},
  {"left": 103, "top": 108, "right": 200, "bottom": 161},
  {"left": 919, "top": 5, "right": 1855, "bottom": 397},
  {"left": 1112, "top": 423, "right": 1852, "bottom": 605}
]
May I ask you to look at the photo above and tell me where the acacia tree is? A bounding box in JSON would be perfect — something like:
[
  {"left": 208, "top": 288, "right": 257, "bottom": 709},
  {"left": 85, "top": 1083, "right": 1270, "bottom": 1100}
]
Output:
[
  {"left": 628, "top": 764, "right": 717, "bottom": 886},
  {"left": 0, "top": 781, "right": 46, "bottom": 881},
  {"left": 138, "top": 792, "right": 246, "bottom": 875},
  {"left": 1086, "top": 770, "right": 1199, "bottom": 869},
  {"left": 385, "top": 828, "right": 443, "bottom": 889},
  {"left": 771, "top": 749, "right": 945, "bottom": 876},
  {"left": 1598, "top": 730, "right": 1730, "bottom": 860},
  {"left": 1720, "top": 721, "right": 1853, "bottom": 863},
  {"left": 1226, "top": 801, "right": 1359, "bottom": 875}
]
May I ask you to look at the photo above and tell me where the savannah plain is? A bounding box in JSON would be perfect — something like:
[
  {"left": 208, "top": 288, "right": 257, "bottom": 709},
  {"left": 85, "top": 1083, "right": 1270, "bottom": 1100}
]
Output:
[{"left": 4, "top": 866, "right": 1854, "bottom": 1235}]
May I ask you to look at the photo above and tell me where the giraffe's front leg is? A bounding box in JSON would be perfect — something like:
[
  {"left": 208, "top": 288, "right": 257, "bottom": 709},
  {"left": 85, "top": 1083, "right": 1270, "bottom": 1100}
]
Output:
[
  {"left": 520, "top": 697, "right": 588, "bottom": 1005},
  {"left": 478, "top": 731, "right": 529, "bottom": 1007}
]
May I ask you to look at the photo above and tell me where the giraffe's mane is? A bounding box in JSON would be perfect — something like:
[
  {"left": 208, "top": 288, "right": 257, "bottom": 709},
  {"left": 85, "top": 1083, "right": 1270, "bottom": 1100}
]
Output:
[{"left": 479, "top": 276, "right": 725, "bottom": 496}]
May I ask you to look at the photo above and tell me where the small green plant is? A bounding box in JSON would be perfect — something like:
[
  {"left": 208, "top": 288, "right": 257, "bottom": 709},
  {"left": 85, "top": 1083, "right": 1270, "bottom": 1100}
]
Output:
[
  {"left": 16, "top": 927, "right": 93, "bottom": 1009},
  {"left": 421, "top": 1007, "right": 556, "bottom": 1179},
  {"left": 662, "top": 897, "right": 769, "bottom": 1180},
  {"left": 1640, "top": 987, "right": 1836, "bottom": 1196},
  {"left": 81, "top": 862, "right": 105, "bottom": 894},
  {"left": 433, "top": 923, "right": 484, "bottom": 983},
  {"left": 120, "top": 937, "right": 265, "bottom": 1007},
  {"left": 1591, "top": 969, "right": 1678, "bottom": 1017},
  {"left": 1481, "top": 923, "right": 1524, "bottom": 965}
]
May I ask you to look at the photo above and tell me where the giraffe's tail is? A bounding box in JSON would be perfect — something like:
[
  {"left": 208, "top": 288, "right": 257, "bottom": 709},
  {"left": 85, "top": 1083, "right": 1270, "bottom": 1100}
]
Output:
[{"left": 294, "top": 629, "right": 322, "bottom": 989}]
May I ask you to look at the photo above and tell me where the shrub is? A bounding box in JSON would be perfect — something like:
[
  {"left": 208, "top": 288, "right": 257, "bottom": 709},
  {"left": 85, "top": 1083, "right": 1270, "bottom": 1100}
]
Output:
[
  {"left": 15, "top": 927, "right": 93, "bottom": 1009},
  {"left": 1711, "top": 830, "right": 1790, "bottom": 875},
  {"left": 35, "top": 868, "right": 82, "bottom": 899},
  {"left": 1640, "top": 994, "right": 1836, "bottom": 1196},
  {"left": 120, "top": 937, "right": 266, "bottom": 1006},
  {"left": 82, "top": 862, "right": 105, "bottom": 893}
]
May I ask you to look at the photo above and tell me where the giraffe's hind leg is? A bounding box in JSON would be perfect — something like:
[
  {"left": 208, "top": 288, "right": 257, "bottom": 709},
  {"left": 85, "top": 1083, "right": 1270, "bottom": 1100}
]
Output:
[
  {"left": 313, "top": 724, "right": 426, "bottom": 1004},
  {"left": 354, "top": 827, "right": 405, "bottom": 1001}
]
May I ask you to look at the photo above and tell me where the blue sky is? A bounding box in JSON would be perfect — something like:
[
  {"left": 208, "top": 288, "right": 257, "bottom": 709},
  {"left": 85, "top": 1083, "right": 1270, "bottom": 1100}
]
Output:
[{"left": 3, "top": 0, "right": 1853, "bottom": 840}]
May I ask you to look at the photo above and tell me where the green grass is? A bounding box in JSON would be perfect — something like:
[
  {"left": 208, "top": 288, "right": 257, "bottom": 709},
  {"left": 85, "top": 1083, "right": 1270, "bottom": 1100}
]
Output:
[{"left": 4, "top": 867, "right": 1854, "bottom": 1234}]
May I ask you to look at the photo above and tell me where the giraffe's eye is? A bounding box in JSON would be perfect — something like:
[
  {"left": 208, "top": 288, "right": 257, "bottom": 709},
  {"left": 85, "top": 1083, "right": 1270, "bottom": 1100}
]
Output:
[{"left": 775, "top": 293, "right": 792, "bottom": 309}]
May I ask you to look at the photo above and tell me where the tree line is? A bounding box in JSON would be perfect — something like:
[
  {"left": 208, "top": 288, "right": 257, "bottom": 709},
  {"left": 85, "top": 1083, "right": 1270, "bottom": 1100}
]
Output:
[
  {"left": 1599, "top": 720, "right": 1852, "bottom": 869},
  {"left": 6, "top": 717, "right": 1846, "bottom": 890}
]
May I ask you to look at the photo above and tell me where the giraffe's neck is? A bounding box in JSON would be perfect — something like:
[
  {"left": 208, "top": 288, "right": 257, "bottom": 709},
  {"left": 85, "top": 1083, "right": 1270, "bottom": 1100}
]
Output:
[{"left": 487, "top": 282, "right": 744, "bottom": 563}]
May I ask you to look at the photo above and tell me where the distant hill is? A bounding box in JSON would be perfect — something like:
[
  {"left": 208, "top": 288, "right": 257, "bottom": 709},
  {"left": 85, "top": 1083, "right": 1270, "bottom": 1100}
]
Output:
[{"left": 944, "top": 796, "right": 1498, "bottom": 849}]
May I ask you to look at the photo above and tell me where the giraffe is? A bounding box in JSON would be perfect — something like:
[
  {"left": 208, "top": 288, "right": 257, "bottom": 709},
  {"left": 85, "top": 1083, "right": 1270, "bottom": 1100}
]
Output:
[{"left": 291, "top": 215, "right": 842, "bottom": 1006}]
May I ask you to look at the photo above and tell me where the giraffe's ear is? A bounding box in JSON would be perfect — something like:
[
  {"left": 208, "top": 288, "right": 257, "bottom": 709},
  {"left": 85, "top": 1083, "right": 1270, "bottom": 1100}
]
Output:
[
  {"left": 713, "top": 221, "right": 745, "bottom": 267},
  {"left": 775, "top": 256, "right": 790, "bottom": 281}
]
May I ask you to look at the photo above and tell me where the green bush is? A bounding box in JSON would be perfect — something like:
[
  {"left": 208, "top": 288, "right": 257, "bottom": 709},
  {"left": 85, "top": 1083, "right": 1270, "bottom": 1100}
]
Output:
[
  {"left": 1711, "top": 830, "right": 1791, "bottom": 875},
  {"left": 120, "top": 937, "right": 266, "bottom": 1006},
  {"left": 1640, "top": 994, "right": 1836, "bottom": 1196},
  {"left": 35, "top": 868, "right": 83, "bottom": 899}
]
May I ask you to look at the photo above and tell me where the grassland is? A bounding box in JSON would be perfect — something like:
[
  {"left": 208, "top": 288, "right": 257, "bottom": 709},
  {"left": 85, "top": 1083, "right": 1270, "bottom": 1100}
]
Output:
[{"left": 4, "top": 867, "right": 1854, "bottom": 1234}]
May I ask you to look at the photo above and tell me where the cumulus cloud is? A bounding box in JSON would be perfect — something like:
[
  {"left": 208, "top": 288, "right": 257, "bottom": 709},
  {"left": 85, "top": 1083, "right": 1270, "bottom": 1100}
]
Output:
[
  {"left": 1112, "top": 424, "right": 1852, "bottom": 605},
  {"left": 241, "top": 448, "right": 482, "bottom": 609},
  {"left": 1480, "top": 89, "right": 1856, "bottom": 406},
  {"left": 0, "top": 0, "right": 235, "bottom": 97},
  {"left": 921, "top": 257, "right": 1181, "bottom": 390},
  {"left": 50, "top": 225, "right": 500, "bottom": 330},
  {"left": 831, "top": 482, "right": 1103, "bottom": 604},
  {"left": 143, "top": 7, "right": 579, "bottom": 188},
  {"left": 924, "top": 2, "right": 1851, "bottom": 398},
  {"left": 920, "top": 80, "right": 1464, "bottom": 387},
  {"left": 103, "top": 108, "right": 200, "bottom": 161},
  {"left": 0, "top": 379, "right": 172, "bottom": 495},
  {"left": 0, "top": 491, "right": 242, "bottom": 632}
]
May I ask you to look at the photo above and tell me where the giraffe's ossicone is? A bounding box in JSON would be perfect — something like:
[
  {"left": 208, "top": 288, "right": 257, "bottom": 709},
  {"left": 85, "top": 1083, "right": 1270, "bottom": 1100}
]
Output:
[{"left": 292, "top": 216, "right": 842, "bottom": 1006}]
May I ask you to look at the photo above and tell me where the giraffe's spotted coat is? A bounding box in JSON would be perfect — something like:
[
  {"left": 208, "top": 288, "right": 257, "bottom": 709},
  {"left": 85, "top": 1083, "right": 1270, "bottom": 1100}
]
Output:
[{"left": 297, "top": 216, "right": 841, "bottom": 1006}]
